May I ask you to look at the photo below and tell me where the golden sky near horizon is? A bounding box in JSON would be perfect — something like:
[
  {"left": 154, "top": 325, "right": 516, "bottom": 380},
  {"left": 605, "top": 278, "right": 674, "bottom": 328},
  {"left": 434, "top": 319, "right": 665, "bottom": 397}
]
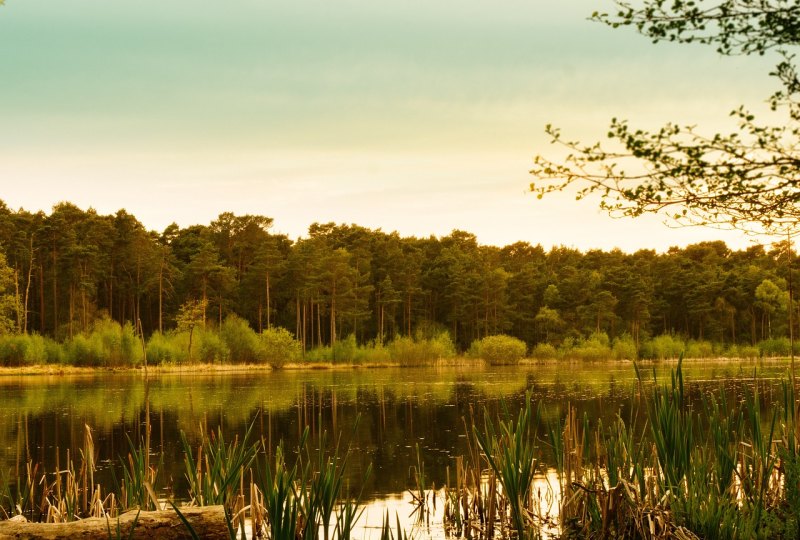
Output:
[{"left": 0, "top": 0, "right": 783, "bottom": 251}]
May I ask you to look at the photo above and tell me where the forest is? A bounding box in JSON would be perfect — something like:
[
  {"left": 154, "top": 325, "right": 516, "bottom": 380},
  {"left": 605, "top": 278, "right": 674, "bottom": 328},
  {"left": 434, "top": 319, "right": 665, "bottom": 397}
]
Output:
[{"left": 0, "top": 200, "right": 795, "bottom": 364}]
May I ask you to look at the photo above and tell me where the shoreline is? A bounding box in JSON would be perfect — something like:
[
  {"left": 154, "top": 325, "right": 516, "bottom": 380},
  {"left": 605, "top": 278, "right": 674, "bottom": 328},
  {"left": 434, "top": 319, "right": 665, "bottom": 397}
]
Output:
[{"left": 0, "top": 355, "right": 791, "bottom": 377}]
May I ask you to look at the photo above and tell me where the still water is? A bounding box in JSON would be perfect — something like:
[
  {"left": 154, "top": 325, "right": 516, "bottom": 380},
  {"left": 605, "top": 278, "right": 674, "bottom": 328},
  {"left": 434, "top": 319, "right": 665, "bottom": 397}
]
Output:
[{"left": 0, "top": 361, "right": 792, "bottom": 536}]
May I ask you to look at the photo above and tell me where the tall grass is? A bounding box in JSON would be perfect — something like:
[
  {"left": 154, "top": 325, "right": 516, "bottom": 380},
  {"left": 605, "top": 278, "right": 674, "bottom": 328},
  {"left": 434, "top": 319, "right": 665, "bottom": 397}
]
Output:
[
  {"left": 181, "top": 422, "right": 258, "bottom": 507},
  {"left": 8, "top": 364, "right": 800, "bottom": 540},
  {"left": 474, "top": 394, "right": 540, "bottom": 539},
  {"left": 112, "top": 435, "right": 161, "bottom": 512},
  {"left": 255, "top": 442, "right": 301, "bottom": 540}
]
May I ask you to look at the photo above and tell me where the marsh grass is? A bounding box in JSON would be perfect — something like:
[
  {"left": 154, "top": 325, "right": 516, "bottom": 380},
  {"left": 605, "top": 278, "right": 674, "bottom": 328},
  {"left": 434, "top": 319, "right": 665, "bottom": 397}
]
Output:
[
  {"left": 111, "top": 434, "right": 161, "bottom": 512},
  {"left": 379, "top": 511, "right": 413, "bottom": 540},
  {"left": 301, "top": 427, "right": 363, "bottom": 540},
  {"left": 7, "top": 363, "right": 800, "bottom": 539},
  {"left": 256, "top": 441, "right": 301, "bottom": 540},
  {"left": 421, "top": 358, "right": 800, "bottom": 539},
  {"left": 0, "top": 412, "right": 372, "bottom": 540},
  {"left": 181, "top": 421, "right": 259, "bottom": 508},
  {"left": 474, "top": 394, "right": 541, "bottom": 539}
]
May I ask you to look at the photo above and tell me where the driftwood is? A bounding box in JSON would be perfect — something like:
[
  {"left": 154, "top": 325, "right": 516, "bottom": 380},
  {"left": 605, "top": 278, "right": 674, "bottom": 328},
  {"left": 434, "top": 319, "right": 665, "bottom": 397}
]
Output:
[{"left": 0, "top": 506, "right": 229, "bottom": 539}]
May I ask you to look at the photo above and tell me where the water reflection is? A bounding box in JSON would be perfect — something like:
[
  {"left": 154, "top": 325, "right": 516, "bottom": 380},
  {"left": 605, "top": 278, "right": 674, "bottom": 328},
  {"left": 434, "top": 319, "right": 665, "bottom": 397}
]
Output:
[{"left": 0, "top": 362, "right": 792, "bottom": 536}]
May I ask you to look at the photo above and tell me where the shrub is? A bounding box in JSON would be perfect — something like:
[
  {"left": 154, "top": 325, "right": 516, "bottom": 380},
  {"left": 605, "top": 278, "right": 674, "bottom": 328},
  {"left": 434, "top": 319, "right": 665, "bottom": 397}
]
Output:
[
  {"left": 219, "top": 315, "right": 259, "bottom": 363},
  {"left": 197, "top": 329, "right": 230, "bottom": 363},
  {"left": 612, "top": 334, "right": 638, "bottom": 360},
  {"left": 146, "top": 331, "right": 185, "bottom": 364},
  {"left": 640, "top": 334, "right": 685, "bottom": 360},
  {"left": 427, "top": 331, "right": 457, "bottom": 360},
  {"left": 530, "top": 343, "right": 558, "bottom": 360},
  {"left": 259, "top": 327, "right": 301, "bottom": 369},
  {"left": 388, "top": 332, "right": 456, "bottom": 366},
  {"left": 563, "top": 332, "right": 612, "bottom": 361},
  {"left": 42, "top": 336, "right": 64, "bottom": 364},
  {"left": 759, "top": 337, "right": 792, "bottom": 357},
  {"left": 332, "top": 334, "right": 358, "bottom": 363},
  {"left": 469, "top": 334, "right": 527, "bottom": 365},
  {"left": 387, "top": 336, "right": 417, "bottom": 366},
  {"left": 73, "top": 318, "right": 143, "bottom": 367},
  {"left": 303, "top": 339, "right": 391, "bottom": 365},
  {"left": 91, "top": 318, "right": 125, "bottom": 365},
  {"left": 65, "top": 334, "right": 100, "bottom": 366},
  {"left": 685, "top": 340, "right": 714, "bottom": 359},
  {"left": 738, "top": 345, "right": 760, "bottom": 359},
  {"left": 354, "top": 340, "right": 391, "bottom": 364},
  {"left": 723, "top": 344, "right": 760, "bottom": 360},
  {"left": 0, "top": 334, "right": 52, "bottom": 366},
  {"left": 305, "top": 346, "right": 332, "bottom": 363}
]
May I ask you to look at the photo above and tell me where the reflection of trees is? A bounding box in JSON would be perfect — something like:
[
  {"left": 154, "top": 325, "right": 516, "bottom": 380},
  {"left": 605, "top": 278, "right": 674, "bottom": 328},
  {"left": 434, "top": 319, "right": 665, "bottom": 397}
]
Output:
[{"left": 0, "top": 369, "right": 787, "bottom": 501}]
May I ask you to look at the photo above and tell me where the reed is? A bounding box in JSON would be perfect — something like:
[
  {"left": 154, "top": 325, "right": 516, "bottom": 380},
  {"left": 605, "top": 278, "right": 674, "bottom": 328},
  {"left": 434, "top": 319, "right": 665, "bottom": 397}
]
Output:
[
  {"left": 474, "top": 393, "right": 541, "bottom": 540},
  {"left": 9, "top": 363, "right": 800, "bottom": 539},
  {"left": 180, "top": 421, "right": 259, "bottom": 508},
  {"left": 112, "top": 434, "right": 161, "bottom": 512},
  {"left": 298, "top": 424, "right": 366, "bottom": 540},
  {"left": 378, "top": 511, "right": 413, "bottom": 540},
  {"left": 408, "top": 443, "right": 428, "bottom": 525},
  {"left": 255, "top": 442, "right": 301, "bottom": 540}
]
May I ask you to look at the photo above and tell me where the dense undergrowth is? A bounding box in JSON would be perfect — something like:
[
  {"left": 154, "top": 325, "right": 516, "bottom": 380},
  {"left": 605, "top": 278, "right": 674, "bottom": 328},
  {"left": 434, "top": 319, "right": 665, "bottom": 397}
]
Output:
[{"left": 0, "top": 315, "right": 794, "bottom": 369}]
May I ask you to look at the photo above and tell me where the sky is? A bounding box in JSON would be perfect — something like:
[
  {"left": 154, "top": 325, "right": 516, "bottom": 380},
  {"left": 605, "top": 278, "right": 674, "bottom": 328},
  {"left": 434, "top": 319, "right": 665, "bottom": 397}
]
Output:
[{"left": 0, "top": 0, "right": 784, "bottom": 252}]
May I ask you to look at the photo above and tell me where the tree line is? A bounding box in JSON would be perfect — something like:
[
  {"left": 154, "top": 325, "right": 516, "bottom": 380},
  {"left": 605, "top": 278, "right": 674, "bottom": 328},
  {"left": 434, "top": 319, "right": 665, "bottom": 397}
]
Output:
[{"left": 0, "top": 200, "right": 796, "bottom": 352}]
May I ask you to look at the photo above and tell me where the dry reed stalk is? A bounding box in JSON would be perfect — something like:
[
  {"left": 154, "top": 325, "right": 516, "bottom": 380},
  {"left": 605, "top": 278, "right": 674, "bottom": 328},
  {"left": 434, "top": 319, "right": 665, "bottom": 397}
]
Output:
[{"left": 486, "top": 471, "right": 496, "bottom": 539}]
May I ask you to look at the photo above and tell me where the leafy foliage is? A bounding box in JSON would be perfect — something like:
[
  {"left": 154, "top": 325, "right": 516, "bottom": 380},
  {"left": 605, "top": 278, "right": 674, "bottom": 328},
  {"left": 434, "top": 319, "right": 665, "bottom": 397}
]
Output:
[
  {"left": 0, "top": 203, "right": 799, "bottom": 362},
  {"left": 0, "top": 252, "right": 16, "bottom": 334},
  {"left": 468, "top": 334, "right": 527, "bottom": 365},
  {"left": 532, "top": 0, "right": 800, "bottom": 234},
  {"left": 259, "top": 326, "right": 301, "bottom": 368}
]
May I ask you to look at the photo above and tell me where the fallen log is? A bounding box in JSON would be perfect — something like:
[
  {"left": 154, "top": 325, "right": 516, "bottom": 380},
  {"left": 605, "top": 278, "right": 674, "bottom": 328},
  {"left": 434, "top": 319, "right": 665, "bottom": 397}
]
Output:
[{"left": 0, "top": 505, "right": 230, "bottom": 539}]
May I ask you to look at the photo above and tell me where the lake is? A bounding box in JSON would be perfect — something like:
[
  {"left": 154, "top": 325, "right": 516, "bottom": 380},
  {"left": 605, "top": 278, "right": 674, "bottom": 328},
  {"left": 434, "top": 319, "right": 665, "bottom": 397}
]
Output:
[{"left": 0, "top": 360, "right": 792, "bottom": 537}]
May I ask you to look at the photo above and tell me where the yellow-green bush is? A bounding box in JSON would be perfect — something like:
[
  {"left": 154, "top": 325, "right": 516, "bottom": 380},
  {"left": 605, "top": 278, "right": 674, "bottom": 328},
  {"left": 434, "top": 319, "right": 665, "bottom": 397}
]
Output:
[
  {"left": 530, "top": 342, "right": 558, "bottom": 360},
  {"left": 331, "top": 334, "right": 358, "bottom": 363},
  {"left": 562, "top": 332, "right": 612, "bottom": 361},
  {"left": 758, "top": 337, "right": 793, "bottom": 357},
  {"left": 0, "top": 334, "right": 55, "bottom": 366},
  {"left": 62, "top": 318, "right": 142, "bottom": 367},
  {"left": 612, "top": 334, "right": 638, "bottom": 360},
  {"left": 219, "top": 315, "right": 258, "bottom": 363},
  {"left": 197, "top": 328, "right": 230, "bottom": 363},
  {"left": 388, "top": 332, "right": 456, "bottom": 366},
  {"left": 468, "top": 334, "right": 527, "bottom": 365},
  {"left": 146, "top": 331, "right": 185, "bottom": 364},
  {"left": 354, "top": 340, "right": 391, "bottom": 364},
  {"left": 259, "top": 326, "right": 301, "bottom": 368},
  {"left": 640, "top": 334, "right": 685, "bottom": 360},
  {"left": 685, "top": 340, "right": 715, "bottom": 359}
]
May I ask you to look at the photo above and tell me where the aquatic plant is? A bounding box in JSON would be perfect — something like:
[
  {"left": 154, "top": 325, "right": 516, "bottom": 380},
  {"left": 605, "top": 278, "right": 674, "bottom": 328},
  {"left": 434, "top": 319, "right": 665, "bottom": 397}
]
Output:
[
  {"left": 255, "top": 441, "right": 301, "bottom": 540},
  {"left": 474, "top": 393, "right": 540, "bottom": 540},
  {"left": 181, "top": 421, "right": 258, "bottom": 507},
  {"left": 112, "top": 434, "right": 161, "bottom": 512}
]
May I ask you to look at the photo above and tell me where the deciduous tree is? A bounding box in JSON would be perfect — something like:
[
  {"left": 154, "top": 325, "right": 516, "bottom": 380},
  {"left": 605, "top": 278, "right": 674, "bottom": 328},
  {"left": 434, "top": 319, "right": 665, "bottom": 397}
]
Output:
[{"left": 531, "top": 0, "right": 800, "bottom": 234}]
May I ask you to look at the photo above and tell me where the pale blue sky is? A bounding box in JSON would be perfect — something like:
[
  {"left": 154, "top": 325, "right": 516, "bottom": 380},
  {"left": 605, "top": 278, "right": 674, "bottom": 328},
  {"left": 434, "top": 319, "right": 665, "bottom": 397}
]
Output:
[{"left": 0, "top": 0, "right": 781, "bottom": 250}]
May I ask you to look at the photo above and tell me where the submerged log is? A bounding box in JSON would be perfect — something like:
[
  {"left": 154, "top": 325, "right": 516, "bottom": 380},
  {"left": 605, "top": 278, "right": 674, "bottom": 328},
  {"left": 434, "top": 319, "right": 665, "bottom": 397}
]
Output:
[{"left": 0, "top": 505, "right": 229, "bottom": 539}]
